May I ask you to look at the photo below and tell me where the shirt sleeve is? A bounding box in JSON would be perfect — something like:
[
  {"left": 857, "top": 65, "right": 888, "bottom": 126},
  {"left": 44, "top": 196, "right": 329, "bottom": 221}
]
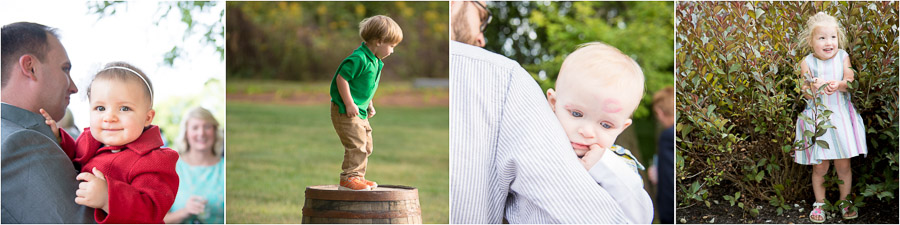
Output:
[
  {"left": 337, "top": 55, "right": 363, "bottom": 81},
  {"left": 588, "top": 149, "right": 654, "bottom": 224},
  {"left": 498, "top": 66, "right": 629, "bottom": 224},
  {"left": 95, "top": 150, "right": 179, "bottom": 224}
]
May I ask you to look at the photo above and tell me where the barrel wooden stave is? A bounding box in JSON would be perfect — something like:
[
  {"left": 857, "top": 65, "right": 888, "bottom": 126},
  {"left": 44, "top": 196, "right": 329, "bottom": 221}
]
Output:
[{"left": 302, "top": 185, "right": 422, "bottom": 224}]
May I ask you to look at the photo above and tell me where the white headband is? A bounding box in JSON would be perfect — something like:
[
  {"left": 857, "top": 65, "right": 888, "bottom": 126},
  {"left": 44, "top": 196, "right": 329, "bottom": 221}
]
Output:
[{"left": 99, "top": 66, "right": 153, "bottom": 103}]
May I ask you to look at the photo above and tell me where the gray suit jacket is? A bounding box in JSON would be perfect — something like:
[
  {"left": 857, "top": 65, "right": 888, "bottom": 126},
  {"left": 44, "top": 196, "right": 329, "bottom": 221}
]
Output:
[{"left": 1, "top": 103, "right": 94, "bottom": 223}]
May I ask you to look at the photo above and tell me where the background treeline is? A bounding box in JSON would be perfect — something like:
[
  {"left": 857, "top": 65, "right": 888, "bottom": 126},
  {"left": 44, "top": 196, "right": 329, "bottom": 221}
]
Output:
[{"left": 226, "top": 1, "right": 449, "bottom": 81}]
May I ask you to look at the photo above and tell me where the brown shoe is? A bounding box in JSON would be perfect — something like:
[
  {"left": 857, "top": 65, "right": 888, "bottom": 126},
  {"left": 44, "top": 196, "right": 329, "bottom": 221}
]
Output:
[{"left": 339, "top": 177, "right": 371, "bottom": 191}]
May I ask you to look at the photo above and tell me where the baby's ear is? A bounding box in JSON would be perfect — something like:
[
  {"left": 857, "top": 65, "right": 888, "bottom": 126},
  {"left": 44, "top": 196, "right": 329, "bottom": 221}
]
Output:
[
  {"left": 144, "top": 109, "right": 156, "bottom": 126},
  {"left": 546, "top": 88, "right": 557, "bottom": 112}
]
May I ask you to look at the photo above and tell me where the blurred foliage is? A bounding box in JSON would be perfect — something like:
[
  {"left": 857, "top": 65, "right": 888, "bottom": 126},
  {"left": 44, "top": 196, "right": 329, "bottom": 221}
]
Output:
[
  {"left": 226, "top": 1, "right": 449, "bottom": 81},
  {"left": 483, "top": 1, "right": 674, "bottom": 119},
  {"left": 676, "top": 1, "right": 898, "bottom": 216},
  {"left": 88, "top": 1, "right": 225, "bottom": 65}
]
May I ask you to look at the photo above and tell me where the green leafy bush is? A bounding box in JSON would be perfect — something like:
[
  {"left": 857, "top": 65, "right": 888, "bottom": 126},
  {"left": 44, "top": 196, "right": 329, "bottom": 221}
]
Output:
[
  {"left": 676, "top": 1, "right": 898, "bottom": 214},
  {"left": 483, "top": 1, "right": 674, "bottom": 119}
]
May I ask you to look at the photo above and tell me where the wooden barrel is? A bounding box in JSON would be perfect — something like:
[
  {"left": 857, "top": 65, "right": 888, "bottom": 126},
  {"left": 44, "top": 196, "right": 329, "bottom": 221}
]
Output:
[{"left": 302, "top": 185, "right": 422, "bottom": 224}]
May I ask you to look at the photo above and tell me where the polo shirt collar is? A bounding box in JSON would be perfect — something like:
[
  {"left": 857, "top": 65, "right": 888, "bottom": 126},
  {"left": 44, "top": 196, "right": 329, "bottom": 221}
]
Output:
[
  {"left": 83, "top": 125, "right": 164, "bottom": 155},
  {"left": 358, "top": 41, "right": 379, "bottom": 62}
]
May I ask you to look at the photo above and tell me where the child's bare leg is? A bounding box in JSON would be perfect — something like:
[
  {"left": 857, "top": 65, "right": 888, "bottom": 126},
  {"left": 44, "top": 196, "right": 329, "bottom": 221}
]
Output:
[
  {"left": 833, "top": 158, "right": 852, "bottom": 201},
  {"left": 811, "top": 161, "right": 830, "bottom": 221},
  {"left": 833, "top": 158, "right": 856, "bottom": 217},
  {"left": 812, "top": 161, "right": 830, "bottom": 203}
]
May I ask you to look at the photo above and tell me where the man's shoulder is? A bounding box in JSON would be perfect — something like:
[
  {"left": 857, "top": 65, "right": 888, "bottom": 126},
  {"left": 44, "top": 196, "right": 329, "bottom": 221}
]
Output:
[
  {"left": 2, "top": 122, "right": 49, "bottom": 146},
  {"left": 450, "top": 41, "right": 524, "bottom": 72},
  {"left": 1, "top": 118, "right": 26, "bottom": 140},
  {"left": 1, "top": 128, "right": 59, "bottom": 156}
]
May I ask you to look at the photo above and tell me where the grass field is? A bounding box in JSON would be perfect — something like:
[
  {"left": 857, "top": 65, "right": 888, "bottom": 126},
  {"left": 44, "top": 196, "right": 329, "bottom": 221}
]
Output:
[{"left": 225, "top": 101, "right": 449, "bottom": 223}]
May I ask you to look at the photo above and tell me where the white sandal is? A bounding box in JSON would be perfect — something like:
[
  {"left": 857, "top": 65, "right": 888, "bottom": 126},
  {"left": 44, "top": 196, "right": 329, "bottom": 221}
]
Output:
[{"left": 809, "top": 202, "right": 826, "bottom": 223}]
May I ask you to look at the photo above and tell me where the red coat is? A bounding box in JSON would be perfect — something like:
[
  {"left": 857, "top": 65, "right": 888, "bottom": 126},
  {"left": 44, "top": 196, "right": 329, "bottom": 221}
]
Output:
[{"left": 60, "top": 125, "right": 179, "bottom": 224}]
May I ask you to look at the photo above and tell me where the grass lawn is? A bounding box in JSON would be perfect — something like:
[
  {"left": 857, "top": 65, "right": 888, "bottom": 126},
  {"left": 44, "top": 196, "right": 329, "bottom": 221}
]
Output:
[{"left": 225, "top": 101, "right": 449, "bottom": 223}]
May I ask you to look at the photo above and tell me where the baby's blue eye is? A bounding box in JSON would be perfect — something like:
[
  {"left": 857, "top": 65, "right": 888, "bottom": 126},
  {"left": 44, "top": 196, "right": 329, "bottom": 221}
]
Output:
[
  {"left": 570, "top": 110, "right": 583, "bottom": 118},
  {"left": 95, "top": 106, "right": 105, "bottom": 111},
  {"left": 120, "top": 106, "right": 131, "bottom": 111},
  {"left": 601, "top": 122, "right": 613, "bottom": 129}
]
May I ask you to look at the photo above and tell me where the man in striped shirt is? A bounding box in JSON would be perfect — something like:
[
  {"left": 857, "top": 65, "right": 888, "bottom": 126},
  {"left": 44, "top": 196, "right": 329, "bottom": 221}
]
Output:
[{"left": 450, "top": 1, "right": 629, "bottom": 223}]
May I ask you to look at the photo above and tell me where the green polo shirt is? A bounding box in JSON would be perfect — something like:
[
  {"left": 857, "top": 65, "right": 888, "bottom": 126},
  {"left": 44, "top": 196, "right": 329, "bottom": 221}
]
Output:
[{"left": 330, "top": 42, "right": 383, "bottom": 119}]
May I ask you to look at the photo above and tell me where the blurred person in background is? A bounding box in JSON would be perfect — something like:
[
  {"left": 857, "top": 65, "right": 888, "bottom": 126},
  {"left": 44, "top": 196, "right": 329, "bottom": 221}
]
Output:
[{"left": 165, "top": 107, "right": 224, "bottom": 224}]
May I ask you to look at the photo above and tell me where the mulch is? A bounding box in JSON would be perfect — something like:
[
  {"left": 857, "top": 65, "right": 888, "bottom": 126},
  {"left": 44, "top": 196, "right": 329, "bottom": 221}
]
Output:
[{"left": 677, "top": 185, "right": 899, "bottom": 224}]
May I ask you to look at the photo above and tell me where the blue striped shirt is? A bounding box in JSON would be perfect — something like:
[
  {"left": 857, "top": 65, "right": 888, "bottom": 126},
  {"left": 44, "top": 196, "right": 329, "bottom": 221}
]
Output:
[{"left": 450, "top": 41, "right": 628, "bottom": 224}]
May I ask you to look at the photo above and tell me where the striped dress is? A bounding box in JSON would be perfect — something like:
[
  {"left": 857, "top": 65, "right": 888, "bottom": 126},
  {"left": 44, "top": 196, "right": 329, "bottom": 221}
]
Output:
[{"left": 794, "top": 49, "right": 868, "bottom": 165}]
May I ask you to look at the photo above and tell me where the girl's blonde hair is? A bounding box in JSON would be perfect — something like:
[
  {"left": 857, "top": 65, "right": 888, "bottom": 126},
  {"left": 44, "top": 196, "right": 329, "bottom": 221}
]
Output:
[
  {"left": 174, "top": 107, "right": 224, "bottom": 157},
  {"left": 798, "top": 12, "right": 848, "bottom": 54},
  {"left": 359, "top": 15, "right": 403, "bottom": 45}
]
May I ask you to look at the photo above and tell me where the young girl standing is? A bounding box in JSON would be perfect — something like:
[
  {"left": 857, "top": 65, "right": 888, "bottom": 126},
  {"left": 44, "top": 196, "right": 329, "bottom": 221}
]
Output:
[{"left": 794, "top": 12, "right": 867, "bottom": 223}]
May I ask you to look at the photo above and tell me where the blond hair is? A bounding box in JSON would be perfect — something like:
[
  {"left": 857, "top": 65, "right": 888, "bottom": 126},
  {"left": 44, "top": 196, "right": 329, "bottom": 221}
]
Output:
[
  {"left": 558, "top": 42, "right": 645, "bottom": 113},
  {"left": 87, "top": 62, "right": 154, "bottom": 107},
  {"left": 798, "top": 12, "right": 847, "bottom": 54},
  {"left": 174, "top": 107, "right": 224, "bottom": 157},
  {"left": 653, "top": 86, "right": 675, "bottom": 117},
  {"left": 359, "top": 15, "right": 403, "bottom": 44}
]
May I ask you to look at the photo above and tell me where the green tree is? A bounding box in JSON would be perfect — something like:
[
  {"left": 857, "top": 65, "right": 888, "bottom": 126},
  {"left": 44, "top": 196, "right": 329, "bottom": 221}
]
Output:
[
  {"left": 484, "top": 1, "right": 674, "bottom": 119},
  {"left": 88, "top": 1, "right": 225, "bottom": 65}
]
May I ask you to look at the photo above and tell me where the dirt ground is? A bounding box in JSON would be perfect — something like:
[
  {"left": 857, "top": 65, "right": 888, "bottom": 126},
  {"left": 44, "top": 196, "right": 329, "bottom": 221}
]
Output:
[
  {"left": 678, "top": 185, "right": 899, "bottom": 224},
  {"left": 227, "top": 90, "right": 448, "bottom": 107}
]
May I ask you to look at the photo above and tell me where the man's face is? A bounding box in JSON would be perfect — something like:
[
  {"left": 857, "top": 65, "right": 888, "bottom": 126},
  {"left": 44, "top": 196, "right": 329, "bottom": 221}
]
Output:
[
  {"left": 451, "top": 1, "right": 489, "bottom": 47},
  {"left": 35, "top": 34, "right": 77, "bottom": 120}
]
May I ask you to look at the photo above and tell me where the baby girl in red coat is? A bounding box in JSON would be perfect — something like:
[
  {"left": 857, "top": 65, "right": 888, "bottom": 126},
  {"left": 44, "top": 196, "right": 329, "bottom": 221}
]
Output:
[{"left": 42, "top": 62, "right": 179, "bottom": 224}]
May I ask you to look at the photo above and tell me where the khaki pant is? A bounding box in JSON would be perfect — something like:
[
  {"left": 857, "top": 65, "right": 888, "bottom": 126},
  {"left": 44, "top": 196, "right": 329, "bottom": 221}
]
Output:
[{"left": 331, "top": 103, "right": 373, "bottom": 180}]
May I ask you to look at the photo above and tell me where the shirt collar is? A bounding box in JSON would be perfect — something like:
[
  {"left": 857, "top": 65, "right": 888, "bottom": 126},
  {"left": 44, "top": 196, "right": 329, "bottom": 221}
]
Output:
[
  {"left": 358, "top": 41, "right": 380, "bottom": 63},
  {"left": 83, "top": 125, "right": 164, "bottom": 155},
  {"left": 1, "top": 103, "right": 57, "bottom": 141}
]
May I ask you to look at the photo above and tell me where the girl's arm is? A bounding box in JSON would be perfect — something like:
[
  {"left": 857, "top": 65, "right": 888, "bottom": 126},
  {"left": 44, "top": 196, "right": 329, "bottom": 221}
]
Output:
[
  {"left": 836, "top": 54, "right": 855, "bottom": 92},
  {"left": 799, "top": 61, "right": 816, "bottom": 99}
]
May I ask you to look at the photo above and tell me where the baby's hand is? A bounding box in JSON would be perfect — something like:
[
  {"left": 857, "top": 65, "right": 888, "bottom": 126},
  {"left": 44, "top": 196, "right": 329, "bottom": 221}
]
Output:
[
  {"left": 75, "top": 167, "right": 109, "bottom": 213},
  {"left": 39, "top": 108, "right": 60, "bottom": 141},
  {"left": 580, "top": 144, "right": 606, "bottom": 171}
]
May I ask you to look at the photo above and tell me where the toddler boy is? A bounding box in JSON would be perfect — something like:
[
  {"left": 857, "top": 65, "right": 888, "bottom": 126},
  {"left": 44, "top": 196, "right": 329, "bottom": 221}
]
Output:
[{"left": 330, "top": 15, "right": 402, "bottom": 191}]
